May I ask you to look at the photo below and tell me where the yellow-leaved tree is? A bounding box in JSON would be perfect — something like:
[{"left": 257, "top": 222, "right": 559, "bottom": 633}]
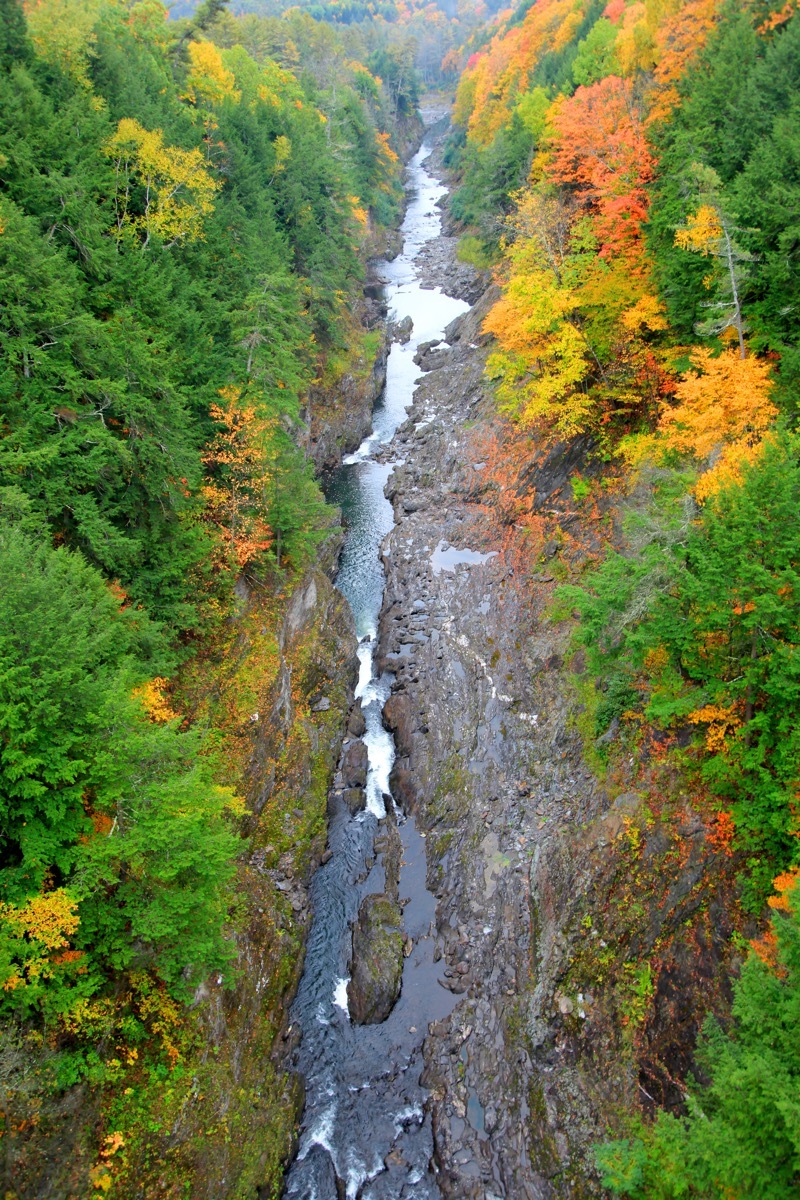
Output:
[
  {"left": 659, "top": 348, "right": 777, "bottom": 499},
  {"left": 23, "top": 0, "right": 103, "bottom": 89},
  {"left": 483, "top": 190, "right": 594, "bottom": 436},
  {"left": 0, "top": 888, "right": 81, "bottom": 999},
  {"left": 184, "top": 39, "right": 241, "bottom": 108},
  {"left": 106, "top": 118, "right": 219, "bottom": 248}
]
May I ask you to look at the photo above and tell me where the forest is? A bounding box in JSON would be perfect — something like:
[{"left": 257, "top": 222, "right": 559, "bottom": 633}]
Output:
[
  {"left": 446, "top": 0, "right": 800, "bottom": 1193},
  {"left": 0, "top": 0, "right": 409, "bottom": 1191}
]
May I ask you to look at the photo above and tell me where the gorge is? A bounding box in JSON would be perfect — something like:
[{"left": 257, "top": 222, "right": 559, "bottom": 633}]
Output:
[{"left": 4, "top": 1, "right": 800, "bottom": 1197}]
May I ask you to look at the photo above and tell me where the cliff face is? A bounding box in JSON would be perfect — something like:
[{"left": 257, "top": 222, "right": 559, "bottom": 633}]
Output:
[
  {"left": 175, "top": 568, "right": 359, "bottom": 1199},
  {"left": 308, "top": 327, "right": 389, "bottom": 475}
]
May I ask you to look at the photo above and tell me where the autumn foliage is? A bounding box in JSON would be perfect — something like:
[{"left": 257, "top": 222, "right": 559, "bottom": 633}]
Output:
[
  {"left": 659, "top": 349, "right": 777, "bottom": 498},
  {"left": 549, "top": 75, "right": 654, "bottom": 259},
  {"left": 451, "top": 0, "right": 790, "bottom": 496}
]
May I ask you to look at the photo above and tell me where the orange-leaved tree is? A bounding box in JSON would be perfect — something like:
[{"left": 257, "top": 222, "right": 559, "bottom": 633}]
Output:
[
  {"left": 658, "top": 348, "right": 777, "bottom": 499},
  {"left": 548, "top": 74, "right": 654, "bottom": 261},
  {"left": 201, "top": 386, "right": 275, "bottom": 570}
]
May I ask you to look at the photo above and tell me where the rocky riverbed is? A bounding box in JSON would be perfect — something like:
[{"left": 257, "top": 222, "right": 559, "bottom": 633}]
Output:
[{"left": 366, "top": 131, "right": 736, "bottom": 1198}]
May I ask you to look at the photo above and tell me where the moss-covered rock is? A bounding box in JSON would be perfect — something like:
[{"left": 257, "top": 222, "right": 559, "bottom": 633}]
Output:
[{"left": 348, "top": 894, "right": 404, "bottom": 1024}]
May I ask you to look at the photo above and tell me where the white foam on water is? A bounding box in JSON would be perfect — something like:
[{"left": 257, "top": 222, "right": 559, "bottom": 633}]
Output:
[
  {"left": 352, "top": 639, "right": 394, "bottom": 818},
  {"left": 299, "top": 1103, "right": 337, "bottom": 1160},
  {"left": 355, "top": 641, "right": 374, "bottom": 698},
  {"left": 333, "top": 977, "right": 350, "bottom": 1016},
  {"left": 393, "top": 1102, "right": 424, "bottom": 1134},
  {"left": 344, "top": 1149, "right": 385, "bottom": 1200},
  {"left": 343, "top": 438, "right": 374, "bottom": 465},
  {"left": 364, "top": 722, "right": 393, "bottom": 817}
]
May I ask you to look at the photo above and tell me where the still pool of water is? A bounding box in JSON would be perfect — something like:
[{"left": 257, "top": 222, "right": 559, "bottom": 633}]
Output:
[{"left": 282, "top": 139, "right": 468, "bottom": 1200}]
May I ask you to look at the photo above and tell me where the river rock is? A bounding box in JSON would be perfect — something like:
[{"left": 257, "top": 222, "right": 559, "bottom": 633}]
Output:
[
  {"left": 390, "top": 314, "right": 414, "bottom": 344},
  {"left": 348, "top": 702, "right": 367, "bottom": 737},
  {"left": 413, "top": 338, "right": 442, "bottom": 366},
  {"left": 348, "top": 893, "right": 404, "bottom": 1024},
  {"left": 343, "top": 787, "right": 366, "bottom": 815},
  {"left": 382, "top": 804, "right": 402, "bottom": 900},
  {"left": 341, "top": 739, "right": 368, "bottom": 788},
  {"left": 382, "top": 693, "right": 415, "bottom": 757}
]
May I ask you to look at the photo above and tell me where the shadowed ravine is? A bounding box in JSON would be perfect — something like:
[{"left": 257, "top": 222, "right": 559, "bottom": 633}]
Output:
[{"left": 282, "top": 139, "right": 469, "bottom": 1200}]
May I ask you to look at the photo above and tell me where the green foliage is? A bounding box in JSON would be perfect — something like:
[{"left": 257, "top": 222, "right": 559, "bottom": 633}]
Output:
[
  {"left": 448, "top": 111, "right": 537, "bottom": 237},
  {"left": 529, "top": 0, "right": 604, "bottom": 93},
  {"left": 79, "top": 693, "right": 239, "bottom": 993},
  {"left": 0, "top": 0, "right": 400, "bottom": 1038},
  {"left": 0, "top": 526, "right": 239, "bottom": 1012},
  {"left": 597, "top": 879, "right": 800, "bottom": 1198},
  {"left": 561, "top": 436, "right": 800, "bottom": 905},
  {"left": 0, "top": 0, "right": 29, "bottom": 69},
  {"left": 648, "top": 9, "right": 800, "bottom": 405},
  {"left": 456, "top": 233, "right": 493, "bottom": 269},
  {"left": 572, "top": 17, "right": 619, "bottom": 87},
  {"left": 595, "top": 676, "right": 639, "bottom": 739},
  {"left": 0, "top": 524, "right": 137, "bottom": 902},
  {"left": 0, "top": 0, "right": 400, "bottom": 630}
]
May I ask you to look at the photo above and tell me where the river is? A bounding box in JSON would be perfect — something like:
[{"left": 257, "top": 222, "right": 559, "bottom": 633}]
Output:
[{"left": 282, "top": 136, "right": 470, "bottom": 1200}]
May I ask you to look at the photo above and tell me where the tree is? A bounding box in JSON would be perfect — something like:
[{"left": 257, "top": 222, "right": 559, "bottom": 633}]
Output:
[
  {"left": 0, "top": 0, "right": 29, "bottom": 69},
  {"left": 22, "top": 0, "right": 103, "bottom": 88},
  {"left": 647, "top": 435, "right": 800, "bottom": 897},
  {"left": 0, "top": 525, "right": 239, "bottom": 1007},
  {"left": 561, "top": 435, "right": 800, "bottom": 902},
  {"left": 0, "top": 524, "right": 133, "bottom": 902},
  {"left": 78, "top": 691, "right": 239, "bottom": 994},
  {"left": 658, "top": 348, "right": 777, "bottom": 499},
  {"left": 201, "top": 387, "right": 276, "bottom": 570},
  {"left": 674, "top": 164, "right": 755, "bottom": 358},
  {"left": 572, "top": 17, "right": 619, "bottom": 87},
  {"left": 183, "top": 37, "right": 241, "bottom": 111},
  {"left": 106, "top": 117, "right": 220, "bottom": 247},
  {"left": 483, "top": 189, "right": 594, "bottom": 436},
  {"left": 549, "top": 74, "right": 655, "bottom": 261}
]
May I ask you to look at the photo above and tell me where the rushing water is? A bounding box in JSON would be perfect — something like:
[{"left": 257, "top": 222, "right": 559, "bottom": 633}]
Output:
[{"left": 282, "top": 140, "right": 469, "bottom": 1200}]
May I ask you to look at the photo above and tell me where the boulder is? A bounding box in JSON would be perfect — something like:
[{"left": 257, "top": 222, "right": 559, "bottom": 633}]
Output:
[
  {"left": 343, "top": 787, "right": 366, "bottom": 815},
  {"left": 383, "top": 693, "right": 415, "bottom": 758},
  {"left": 390, "top": 314, "right": 414, "bottom": 344},
  {"left": 347, "top": 702, "right": 367, "bottom": 738},
  {"left": 348, "top": 893, "right": 404, "bottom": 1024},
  {"left": 341, "top": 739, "right": 368, "bottom": 788},
  {"left": 413, "top": 338, "right": 441, "bottom": 364}
]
